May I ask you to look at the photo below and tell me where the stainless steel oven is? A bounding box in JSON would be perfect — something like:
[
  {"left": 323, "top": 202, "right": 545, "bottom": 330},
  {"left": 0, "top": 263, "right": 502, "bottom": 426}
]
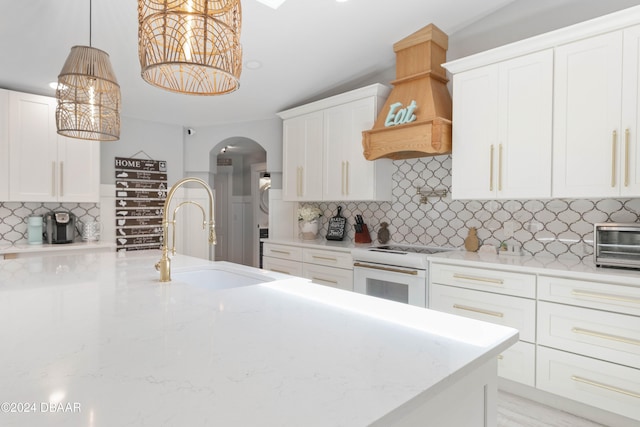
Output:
[
  {"left": 594, "top": 223, "right": 640, "bottom": 269},
  {"left": 351, "top": 245, "right": 453, "bottom": 308}
]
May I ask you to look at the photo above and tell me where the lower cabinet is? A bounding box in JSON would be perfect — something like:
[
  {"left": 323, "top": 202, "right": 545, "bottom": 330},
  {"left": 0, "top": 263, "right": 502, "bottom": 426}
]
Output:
[
  {"left": 429, "top": 263, "right": 536, "bottom": 387},
  {"left": 262, "top": 242, "right": 353, "bottom": 291}
]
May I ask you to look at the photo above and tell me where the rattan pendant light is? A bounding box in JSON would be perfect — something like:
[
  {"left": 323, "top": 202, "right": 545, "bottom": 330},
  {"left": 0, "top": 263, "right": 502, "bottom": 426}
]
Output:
[
  {"left": 138, "top": 0, "right": 242, "bottom": 95},
  {"left": 56, "top": 0, "right": 121, "bottom": 141}
]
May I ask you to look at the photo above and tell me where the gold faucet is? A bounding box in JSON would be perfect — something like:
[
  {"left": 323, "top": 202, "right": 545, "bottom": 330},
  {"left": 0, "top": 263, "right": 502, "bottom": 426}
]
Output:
[{"left": 155, "top": 177, "right": 216, "bottom": 282}]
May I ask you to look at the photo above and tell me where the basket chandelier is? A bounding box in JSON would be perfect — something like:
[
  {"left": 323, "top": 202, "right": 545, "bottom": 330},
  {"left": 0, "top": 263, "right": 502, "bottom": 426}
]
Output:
[
  {"left": 56, "top": 0, "right": 121, "bottom": 141},
  {"left": 138, "top": 0, "right": 243, "bottom": 95}
]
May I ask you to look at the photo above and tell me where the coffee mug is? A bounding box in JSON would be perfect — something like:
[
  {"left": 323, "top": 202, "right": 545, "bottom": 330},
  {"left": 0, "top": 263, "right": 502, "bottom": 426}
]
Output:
[{"left": 81, "top": 221, "right": 102, "bottom": 242}]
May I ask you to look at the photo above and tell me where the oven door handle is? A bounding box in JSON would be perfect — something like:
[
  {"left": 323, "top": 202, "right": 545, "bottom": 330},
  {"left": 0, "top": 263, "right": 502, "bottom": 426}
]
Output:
[{"left": 353, "top": 262, "right": 419, "bottom": 276}]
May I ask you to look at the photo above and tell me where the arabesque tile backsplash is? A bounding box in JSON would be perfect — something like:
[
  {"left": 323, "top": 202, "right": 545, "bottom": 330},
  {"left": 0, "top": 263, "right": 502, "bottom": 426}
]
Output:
[
  {"left": 309, "top": 155, "right": 640, "bottom": 261},
  {"left": 0, "top": 202, "right": 100, "bottom": 244}
]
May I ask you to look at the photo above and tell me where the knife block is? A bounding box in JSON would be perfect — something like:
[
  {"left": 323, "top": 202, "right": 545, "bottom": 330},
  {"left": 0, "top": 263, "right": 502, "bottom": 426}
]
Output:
[{"left": 355, "top": 224, "right": 372, "bottom": 244}]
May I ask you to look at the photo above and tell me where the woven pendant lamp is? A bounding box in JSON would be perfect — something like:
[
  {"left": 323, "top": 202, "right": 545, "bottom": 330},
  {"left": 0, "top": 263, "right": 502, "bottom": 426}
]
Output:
[
  {"left": 56, "top": 1, "right": 121, "bottom": 141},
  {"left": 138, "top": 0, "right": 242, "bottom": 95}
]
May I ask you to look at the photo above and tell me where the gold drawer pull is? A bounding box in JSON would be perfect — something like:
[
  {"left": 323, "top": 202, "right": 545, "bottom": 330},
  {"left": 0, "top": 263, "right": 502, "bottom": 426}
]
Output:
[
  {"left": 571, "top": 290, "right": 640, "bottom": 305},
  {"left": 312, "top": 277, "right": 338, "bottom": 285},
  {"left": 353, "top": 262, "right": 418, "bottom": 275},
  {"left": 453, "top": 304, "right": 504, "bottom": 318},
  {"left": 312, "top": 255, "right": 338, "bottom": 262},
  {"left": 571, "top": 327, "right": 640, "bottom": 347},
  {"left": 453, "top": 273, "right": 504, "bottom": 285},
  {"left": 270, "top": 268, "right": 290, "bottom": 275},
  {"left": 571, "top": 376, "right": 640, "bottom": 399},
  {"left": 497, "top": 354, "right": 504, "bottom": 360},
  {"left": 271, "top": 250, "right": 291, "bottom": 255}
]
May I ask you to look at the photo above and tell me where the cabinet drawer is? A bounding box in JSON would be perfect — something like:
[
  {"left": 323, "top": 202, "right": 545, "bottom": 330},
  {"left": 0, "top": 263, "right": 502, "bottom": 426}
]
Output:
[
  {"left": 537, "top": 346, "right": 640, "bottom": 422},
  {"left": 538, "top": 301, "right": 640, "bottom": 370},
  {"left": 498, "top": 341, "right": 535, "bottom": 387},
  {"left": 538, "top": 275, "right": 640, "bottom": 316},
  {"left": 430, "top": 263, "right": 535, "bottom": 298},
  {"left": 430, "top": 283, "right": 535, "bottom": 342},
  {"left": 303, "top": 248, "right": 352, "bottom": 269},
  {"left": 263, "top": 243, "right": 303, "bottom": 262},
  {"left": 262, "top": 257, "right": 303, "bottom": 277},
  {"left": 303, "top": 264, "right": 353, "bottom": 291}
]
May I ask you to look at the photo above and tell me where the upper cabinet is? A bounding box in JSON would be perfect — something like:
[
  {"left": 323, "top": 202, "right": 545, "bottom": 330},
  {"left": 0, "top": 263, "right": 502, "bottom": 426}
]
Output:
[
  {"left": 7, "top": 91, "right": 100, "bottom": 203},
  {"left": 278, "top": 84, "right": 392, "bottom": 202},
  {"left": 445, "top": 6, "right": 640, "bottom": 200},
  {"left": 0, "top": 89, "right": 8, "bottom": 201},
  {"left": 451, "top": 50, "right": 553, "bottom": 200}
]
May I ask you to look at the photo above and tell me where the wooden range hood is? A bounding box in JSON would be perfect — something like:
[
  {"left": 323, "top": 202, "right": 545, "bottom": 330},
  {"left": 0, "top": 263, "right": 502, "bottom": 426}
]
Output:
[{"left": 363, "top": 24, "right": 452, "bottom": 160}]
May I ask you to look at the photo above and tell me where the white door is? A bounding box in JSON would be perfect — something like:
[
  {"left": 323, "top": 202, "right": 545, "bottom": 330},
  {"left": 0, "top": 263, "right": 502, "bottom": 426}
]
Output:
[
  {"left": 58, "top": 136, "right": 100, "bottom": 202},
  {"left": 553, "top": 31, "right": 623, "bottom": 198},
  {"left": 282, "top": 111, "right": 323, "bottom": 201},
  {"left": 451, "top": 64, "right": 499, "bottom": 199},
  {"left": 621, "top": 24, "right": 640, "bottom": 196},
  {"left": 8, "top": 91, "right": 58, "bottom": 202},
  {"left": 498, "top": 49, "right": 553, "bottom": 199}
]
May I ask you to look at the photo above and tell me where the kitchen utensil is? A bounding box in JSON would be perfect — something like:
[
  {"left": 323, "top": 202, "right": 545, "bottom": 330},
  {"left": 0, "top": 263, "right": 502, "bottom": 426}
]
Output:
[{"left": 326, "top": 206, "right": 346, "bottom": 241}]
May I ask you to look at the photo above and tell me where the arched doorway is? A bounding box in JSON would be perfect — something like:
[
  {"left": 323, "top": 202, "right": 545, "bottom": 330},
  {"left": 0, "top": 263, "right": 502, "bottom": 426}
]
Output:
[{"left": 210, "top": 137, "right": 267, "bottom": 267}]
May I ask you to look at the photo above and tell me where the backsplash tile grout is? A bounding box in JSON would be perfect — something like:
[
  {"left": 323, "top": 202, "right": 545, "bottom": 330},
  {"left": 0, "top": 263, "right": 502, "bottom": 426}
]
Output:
[{"left": 305, "top": 155, "right": 640, "bottom": 261}]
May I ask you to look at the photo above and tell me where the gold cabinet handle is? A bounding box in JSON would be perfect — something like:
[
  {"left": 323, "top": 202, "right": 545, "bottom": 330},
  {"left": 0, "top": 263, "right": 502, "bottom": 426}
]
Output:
[
  {"left": 345, "top": 161, "right": 349, "bottom": 196},
  {"left": 270, "top": 268, "right": 291, "bottom": 275},
  {"left": 571, "top": 327, "right": 640, "bottom": 346},
  {"left": 312, "top": 276, "right": 338, "bottom": 285},
  {"left": 297, "top": 167, "right": 302, "bottom": 197},
  {"left": 59, "top": 161, "right": 64, "bottom": 198},
  {"left": 611, "top": 130, "right": 617, "bottom": 188},
  {"left": 571, "top": 376, "right": 640, "bottom": 399},
  {"left": 453, "top": 303, "right": 504, "bottom": 318},
  {"left": 452, "top": 273, "right": 504, "bottom": 285},
  {"left": 497, "top": 354, "right": 504, "bottom": 360},
  {"left": 625, "top": 128, "right": 630, "bottom": 187},
  {"left": 271, "top": 249, "right": 291, "bottom": 255},
  {"left": 312, "top": 255, "right": 338, "bottom": 262},
  {"left": 489, "top": 144, "right": 494, "bottom": 192},
  {"left": 571, "top": 289, "right": 640, "bottom": 305},
  {"left": 498, "top": 144, "right": 503, "bottom": 192},
  {"left": 51, "top": 161, "right": 56, "bottom": 196},
  {"left": 353, "top": 262, "right": 418, "bottom": 275}
]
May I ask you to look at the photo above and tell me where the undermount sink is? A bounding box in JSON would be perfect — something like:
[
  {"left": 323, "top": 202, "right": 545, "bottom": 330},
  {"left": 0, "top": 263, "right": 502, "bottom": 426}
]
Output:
[{"left": 172, "top": 264, "right": 276, "bottom": 289}]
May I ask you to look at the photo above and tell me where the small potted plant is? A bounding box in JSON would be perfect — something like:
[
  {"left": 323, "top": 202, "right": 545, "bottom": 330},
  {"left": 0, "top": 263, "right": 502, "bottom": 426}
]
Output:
[{"left": 297, "top": 206, "right": 322, "bottom": 240}]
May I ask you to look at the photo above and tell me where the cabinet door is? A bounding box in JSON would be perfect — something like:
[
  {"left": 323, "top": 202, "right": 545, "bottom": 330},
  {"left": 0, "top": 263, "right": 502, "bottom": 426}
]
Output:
[
  {"left": 8, "top": 91, "right": 59, "bottom": 202},
  {"left": 553, "top": 31, "right": 623, "bottom": 198},
  {"left": 498, "top": 50, "right": 553, "bottom": 199},
  {"left": 58, "top": 136, "right": 100, "bottom": 202},
  {"left": 621, "top": 24, "right": 640, "bottom": 196},
  {"left": 323, "top": 97, "right": 389, "bottom": 201},
  {"left": 451, "top": 64, "right": 499, "bottom": 199},
  {"left": 0, "top": 89, "right": 8, "bottom": 201},
  {"left": 282, "top": 112, "right": 323, "bottom": 201}
]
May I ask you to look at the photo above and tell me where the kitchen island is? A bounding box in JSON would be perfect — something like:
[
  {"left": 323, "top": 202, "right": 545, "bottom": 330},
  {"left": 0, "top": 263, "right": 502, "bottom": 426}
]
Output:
[{"left": 0, "top": 250, "right": 517, "bottom": 426}]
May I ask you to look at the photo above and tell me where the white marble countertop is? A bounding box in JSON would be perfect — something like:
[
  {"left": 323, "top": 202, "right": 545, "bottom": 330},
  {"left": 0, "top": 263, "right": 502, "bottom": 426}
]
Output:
[
  {"left": 0, "top": 240, "right": 116, "bottom": 255},
  {"left": 0, "top": 250, "right": 517, "bottom": 426},
  {"left": 428, "top": 250, "right": 640, "bottom": 286}
]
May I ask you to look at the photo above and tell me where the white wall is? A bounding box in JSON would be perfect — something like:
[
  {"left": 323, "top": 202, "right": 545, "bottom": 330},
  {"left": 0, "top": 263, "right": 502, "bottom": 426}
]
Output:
[{"left": 100, "top": 116, "right": 184, "bottom": 186}]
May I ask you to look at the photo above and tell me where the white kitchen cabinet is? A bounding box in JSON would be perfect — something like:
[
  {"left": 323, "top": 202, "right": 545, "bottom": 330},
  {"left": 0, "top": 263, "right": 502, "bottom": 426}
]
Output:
[
  {"left": 8, "top": 91, "right": 100, "bottom": 202},
  {"left": 0, "top": 89, "right": 8, "bottom": 201},
  {"left": 281, "top": 111, "right": 323, "bottom": 201},
  {"left": 278, "top": 84, "right": 391, "bottom": 202},
  {"left": 451, "top": 49, "right": 553, "bottom": 200},
  {"left": 553, "top": 25, "right": 640, "bottom": 198}
]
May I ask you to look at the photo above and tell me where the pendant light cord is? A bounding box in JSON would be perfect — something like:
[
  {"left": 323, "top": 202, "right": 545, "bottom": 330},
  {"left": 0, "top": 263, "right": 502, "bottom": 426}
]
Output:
[{"left": 89, "top": 0, "right": 92, "bottom": 47}]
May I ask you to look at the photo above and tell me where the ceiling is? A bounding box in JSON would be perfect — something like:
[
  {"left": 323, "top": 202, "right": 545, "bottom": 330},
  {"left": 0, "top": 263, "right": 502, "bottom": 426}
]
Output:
[{"left": 0, "top": 0, "right": 523, "bottom": 129}]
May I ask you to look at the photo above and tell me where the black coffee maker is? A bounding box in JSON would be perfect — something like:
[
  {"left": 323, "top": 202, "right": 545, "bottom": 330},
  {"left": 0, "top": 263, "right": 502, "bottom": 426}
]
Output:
[{"left": 43, "top": 211, "right": 77, "bottom": 244}]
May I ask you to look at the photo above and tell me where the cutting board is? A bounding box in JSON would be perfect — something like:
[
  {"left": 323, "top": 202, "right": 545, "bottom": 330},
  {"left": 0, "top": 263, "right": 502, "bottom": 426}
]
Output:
[{"left": 326, "top": 206, "right": 346, "bottom": 241}]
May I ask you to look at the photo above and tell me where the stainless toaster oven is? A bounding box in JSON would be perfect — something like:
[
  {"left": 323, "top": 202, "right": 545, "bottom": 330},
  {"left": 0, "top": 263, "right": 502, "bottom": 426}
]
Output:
[{"left": 594, "top": 223, "right": 640, "bottom": 269}]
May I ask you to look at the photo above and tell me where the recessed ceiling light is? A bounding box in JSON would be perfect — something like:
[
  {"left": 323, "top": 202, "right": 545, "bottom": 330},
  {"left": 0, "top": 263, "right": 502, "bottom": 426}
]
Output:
[
  {"left": 245, "top": 60, "right": 263, "bottom": 70},
  {"left": 255, "top": 0, "right": 287, "bottom": 9},
  {"left": 48, "top": 81, "right": 58, "bottom": 90}
]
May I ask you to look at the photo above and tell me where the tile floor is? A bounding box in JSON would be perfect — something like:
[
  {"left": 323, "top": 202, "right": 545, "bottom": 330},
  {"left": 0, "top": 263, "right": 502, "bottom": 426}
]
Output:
[{"left": 497, "top": 391, "right": 604, "bottom": 427}]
